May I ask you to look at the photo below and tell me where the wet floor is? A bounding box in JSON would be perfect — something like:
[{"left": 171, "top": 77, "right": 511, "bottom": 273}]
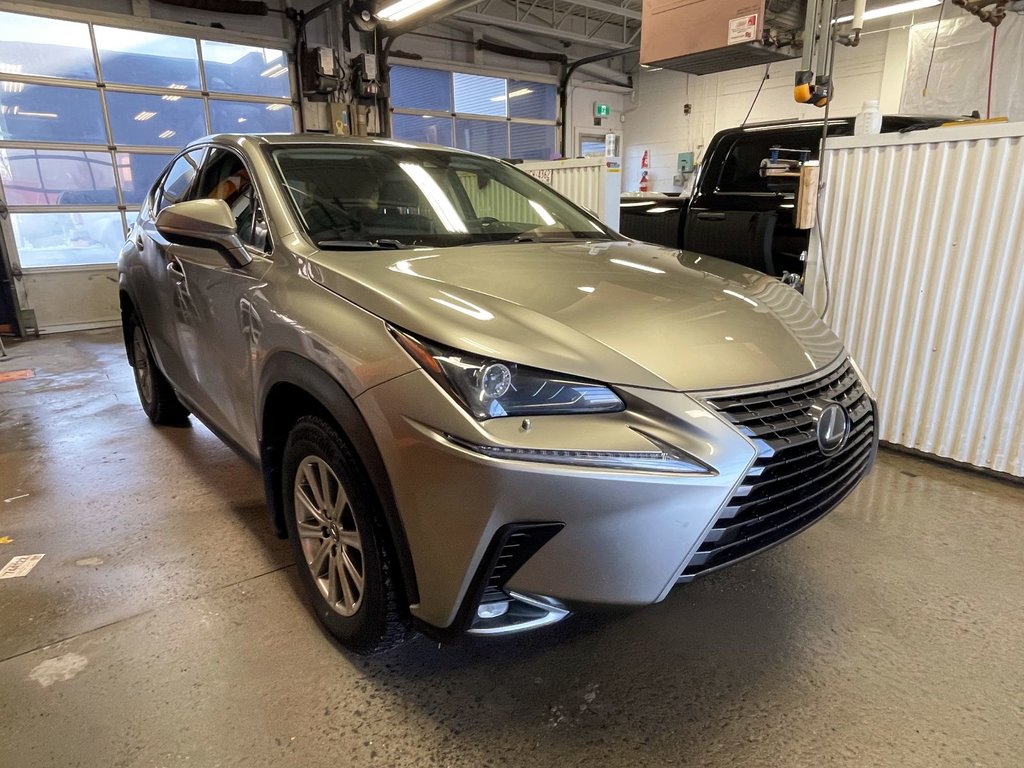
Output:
[{"left": 1, "top": 329, "right": 1022, "bottom": 767}]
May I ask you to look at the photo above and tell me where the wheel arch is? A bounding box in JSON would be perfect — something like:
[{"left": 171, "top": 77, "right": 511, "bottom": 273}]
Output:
[
  {"left": 258, "top": 352, "right": 420, "bottom": 606},
  {"left": 119, "top": 288, "right": 138, "bottom": 364}
]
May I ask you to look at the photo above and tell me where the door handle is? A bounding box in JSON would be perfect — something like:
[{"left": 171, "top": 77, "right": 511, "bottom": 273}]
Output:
[
  {"left": 696, "top": 212, "right": 726, "bottom": 221},
  {"left": 166, "top": 259, "right": 184, "bottom": 278}
]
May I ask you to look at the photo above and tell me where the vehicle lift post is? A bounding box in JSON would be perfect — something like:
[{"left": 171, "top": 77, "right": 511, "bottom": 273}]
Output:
[{"left": 795, "top": 0, "right": 867, "bottom": 107}]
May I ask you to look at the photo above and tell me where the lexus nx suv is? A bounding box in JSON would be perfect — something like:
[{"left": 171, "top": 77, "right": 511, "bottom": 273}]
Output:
[{"left": 118, "top": 134, "right": 877, "bottom": 653}]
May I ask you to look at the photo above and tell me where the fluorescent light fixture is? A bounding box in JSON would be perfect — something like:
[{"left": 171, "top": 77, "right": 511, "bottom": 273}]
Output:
[
  {"left": 237, "top": 117, "right": 247, "bottom": 123},
  {"left": 168, "top": 83, "right": 188, "bottom": 90},
  {"left": 161, "top": 95, "right": 181, "bottom": 101},
  {"left": 399, "top": 162, "right": 468, "bottom": 233},
  {"left": 640, "top": 64, "right": 663, "bottom": 72},
  {"left": 1, "top": 81, "right": 23, "bottom": 93},
  {"left": 18, "top": 110, "right": 58, "bottom": 118},
  {"left": 508, "top": 88, "right": 533, "bottom": 99},
  {"left": 578, "top": 286, "right": 596, "bottom": 293},
  {"left": 134, "top": 111, "right": 156, "bottom": 121},
  {"left": 266, "top": 103, "right": 288, "bottom": 111},
  {"left": 158, "top": 129, "right": 176, "bottom": 139},
  {"left": 377, "top": 0, "right": 444, "bottom": 22},
  {"left": 836, "top": 0, "right": 940, "bottom": 23},
  {"left": 0, "top": 63, "right": 23, "bottom": 74},
  {"left": 610, "top": 258, "right": 665, "bottom": 274},
  {"left": 528, "top": 201, "right": 556, "bottom": 226}
]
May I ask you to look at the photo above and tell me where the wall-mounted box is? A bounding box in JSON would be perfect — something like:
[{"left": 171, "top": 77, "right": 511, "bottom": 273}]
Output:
[{"left": 640, "top": 0, "right": 802, "bottom": 75}]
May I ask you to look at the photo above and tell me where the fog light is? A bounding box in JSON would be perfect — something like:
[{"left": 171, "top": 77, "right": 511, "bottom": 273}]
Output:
[{"left": 477, "top": 601, "right": 510, "bottom": 619}]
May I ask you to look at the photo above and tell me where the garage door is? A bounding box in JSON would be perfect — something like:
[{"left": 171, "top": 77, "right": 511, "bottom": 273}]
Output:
[{"left": 0, "top": 8, "right": 295, "bottom": 333}]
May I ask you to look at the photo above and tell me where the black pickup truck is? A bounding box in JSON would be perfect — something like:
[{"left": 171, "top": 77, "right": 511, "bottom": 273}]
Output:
[{"left": 620, "top": 116, "right": 946, "bottom": 281}]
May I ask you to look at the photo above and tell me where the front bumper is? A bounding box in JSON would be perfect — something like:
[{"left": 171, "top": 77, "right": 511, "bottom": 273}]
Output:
[{"left": 355, "top": 369, "right": 759, "bottom": 631}]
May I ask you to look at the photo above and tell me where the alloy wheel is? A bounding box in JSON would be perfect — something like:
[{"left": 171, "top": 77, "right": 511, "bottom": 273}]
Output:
[
  {"left": 132, "top": 325, "right": 154, "bottom": 405},
  {"left": 293, "top": 456, "right": 365, "bottom": 617}
]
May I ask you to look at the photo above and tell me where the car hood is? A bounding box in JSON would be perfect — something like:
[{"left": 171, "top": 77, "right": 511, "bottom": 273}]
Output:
[{"left": 305, "top": 240, "right": 844, "bottom": 392}]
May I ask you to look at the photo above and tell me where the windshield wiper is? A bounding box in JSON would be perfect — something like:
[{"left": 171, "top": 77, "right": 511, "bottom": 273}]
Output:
[
  {"left": 317, "top": 238, "right": 408, "bottom": 251},
  {"left": 469, "top": 235, "right": 601, "bottom": 246}
]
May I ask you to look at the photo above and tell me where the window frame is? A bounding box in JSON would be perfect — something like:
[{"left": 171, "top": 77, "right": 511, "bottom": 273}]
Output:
[
  {"left": 389, "top": 64, "right": 559, "bottom": 161},
  {"left": 0, "top": 4, "right": 296, "bottom": 271}
]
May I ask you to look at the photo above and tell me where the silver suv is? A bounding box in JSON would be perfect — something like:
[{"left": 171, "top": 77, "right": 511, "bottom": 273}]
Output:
[{"left": 119, "top": 134, "right": 877, "bottom": 654}]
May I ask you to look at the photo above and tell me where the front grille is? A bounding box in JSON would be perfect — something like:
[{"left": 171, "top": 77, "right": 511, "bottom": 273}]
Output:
[{"left": 683, "top": 359, "right": 876, "bottom": 578}]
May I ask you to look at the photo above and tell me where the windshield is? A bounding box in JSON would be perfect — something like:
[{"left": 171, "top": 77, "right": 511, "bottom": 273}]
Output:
[{"left": 270, "top": 144, "right": 617, "bottom": 249}]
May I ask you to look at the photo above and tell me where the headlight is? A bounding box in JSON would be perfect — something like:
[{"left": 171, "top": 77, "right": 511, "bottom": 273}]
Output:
[{"left": 391, "top": 328, "right": 624, "bottom": 420}]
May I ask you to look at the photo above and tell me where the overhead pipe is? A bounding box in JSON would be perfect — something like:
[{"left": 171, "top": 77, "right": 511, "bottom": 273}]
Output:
[
  {"left": 440, "top": 20, "right": 631, "bottom": 85},
  {"left": 559, "top": 47, "right": 638, "bottom": 157},
  {"left": 153, "top": 0, "right": 268, "bottom": 14}
]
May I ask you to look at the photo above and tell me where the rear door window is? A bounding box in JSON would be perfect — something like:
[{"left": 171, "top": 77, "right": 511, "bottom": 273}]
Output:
[{"left": 716, "top": 129, "right": 823, "bottom": 194}]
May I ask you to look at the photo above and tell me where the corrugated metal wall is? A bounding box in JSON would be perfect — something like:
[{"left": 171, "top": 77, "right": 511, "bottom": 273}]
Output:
[
  {"left": 806, "top": 124, "right": 1024, "bottom": 478},
  {"left": 519, "top": 158, "right": 621, "bottom": 229}
]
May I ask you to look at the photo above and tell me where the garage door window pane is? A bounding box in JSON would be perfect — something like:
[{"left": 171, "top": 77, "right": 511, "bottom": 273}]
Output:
[
  {"left": 508, "top": 81, "right": 556, "bottom": 121},
  {"left": 95, "top": 27, "right": 201, "bottom": 90},
  {"left": 11, "top": 211, "right": 125, "bottom": 268},
  {"left": 453, "top": 74, "right": 505, "bottom": 117},
  {"left": 0, "top": 149, "right": 116, "bottom": 206},
  {"left": 0, "top": 12, "right": 96, "bottom": 81},
  {"left": 201, "top": 41, "right": 290, "bottom": 98},
  {"left": 0, "top": 83, "right": 106, "bottom": 143},
  {"left": 510, "top": 124, "right": 556, "bottom": 161},
  {"left": 390, "top": 67, "right": 451, "bottom": 112},
  {"left": 106, "top": 92, "right": 207, "bottom": 147},
  {"left": 116, "top": 153, "right": 174, "bottom": 205},
  {"left": 209, "top": 100, "right": 293, "bottom": 134},
  {"left": 392, "top": 114, "right": 453, "bottom": 147},
  {"left": 455, "top": 119, "right": 508, "bottom": 158}
]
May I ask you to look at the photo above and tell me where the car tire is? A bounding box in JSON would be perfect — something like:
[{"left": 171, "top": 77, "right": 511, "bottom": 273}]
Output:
[
  {"left": 282, "top": 416, "right": 410, "bottom": 655},
  {"left": 128, "top": 316, "right": 190, "bottom": 426}
]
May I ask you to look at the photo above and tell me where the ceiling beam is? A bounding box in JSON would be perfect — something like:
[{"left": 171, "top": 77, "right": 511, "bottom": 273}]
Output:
[
  {"left": 553, "top": 0, "right": 641, "bottom": 20},
  {"left": 453, "top": 10, "right": 633, "bottom": 49}
]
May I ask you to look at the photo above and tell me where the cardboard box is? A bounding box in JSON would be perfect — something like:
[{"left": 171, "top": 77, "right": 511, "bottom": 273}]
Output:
[{"left": 640, "top": 0, "right": 767, "bottom": 67}]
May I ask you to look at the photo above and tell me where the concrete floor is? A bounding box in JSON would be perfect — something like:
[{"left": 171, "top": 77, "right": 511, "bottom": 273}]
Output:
[{"left": 0, "top": 329, "right": 1022, "bottom": 768}]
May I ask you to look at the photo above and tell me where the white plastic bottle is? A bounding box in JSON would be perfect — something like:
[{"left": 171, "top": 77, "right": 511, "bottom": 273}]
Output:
[{"left": 855, "top": 100, "right": 882, "bottom": 136}]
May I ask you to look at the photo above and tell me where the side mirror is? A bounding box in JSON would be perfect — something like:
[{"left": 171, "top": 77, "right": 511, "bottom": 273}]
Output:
[{"left": 155, "top": 199, "right": 252, "bottom": 267}]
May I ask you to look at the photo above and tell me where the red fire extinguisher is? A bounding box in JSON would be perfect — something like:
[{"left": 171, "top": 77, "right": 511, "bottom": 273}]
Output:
[
  {"left": 639, "top": 149, "right": 650, "bottom": 192},
  {"left": 639, "top": 170, "right": 649, "bottom": 193}
]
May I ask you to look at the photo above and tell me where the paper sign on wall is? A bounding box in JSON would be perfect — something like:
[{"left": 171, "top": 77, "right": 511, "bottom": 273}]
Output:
[{"left": 728, "top": 13, "right": 758, "bottom": 45}]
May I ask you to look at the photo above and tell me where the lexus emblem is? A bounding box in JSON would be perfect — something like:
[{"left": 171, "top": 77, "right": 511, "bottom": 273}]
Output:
[{"left": 811, "top": 400, "right": 850, "bottom": 456}]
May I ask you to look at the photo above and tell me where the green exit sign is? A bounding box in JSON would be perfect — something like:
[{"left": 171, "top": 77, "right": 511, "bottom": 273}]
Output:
[{"left": 594, "top": 103, "right": 610, "bottom": 118}]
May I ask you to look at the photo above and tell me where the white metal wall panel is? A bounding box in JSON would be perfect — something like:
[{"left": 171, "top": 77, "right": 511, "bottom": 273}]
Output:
[
  {"left": 806, "top": 123, "right": 1024, "bottom": 477},
  {"left": 519, "top": 157, "right": 622, "bottom": 230}
]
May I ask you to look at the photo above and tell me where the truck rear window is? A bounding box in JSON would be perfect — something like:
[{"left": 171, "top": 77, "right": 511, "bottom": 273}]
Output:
[{"left": 716, "top": 130, "right": 823, "bottom": 194}]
